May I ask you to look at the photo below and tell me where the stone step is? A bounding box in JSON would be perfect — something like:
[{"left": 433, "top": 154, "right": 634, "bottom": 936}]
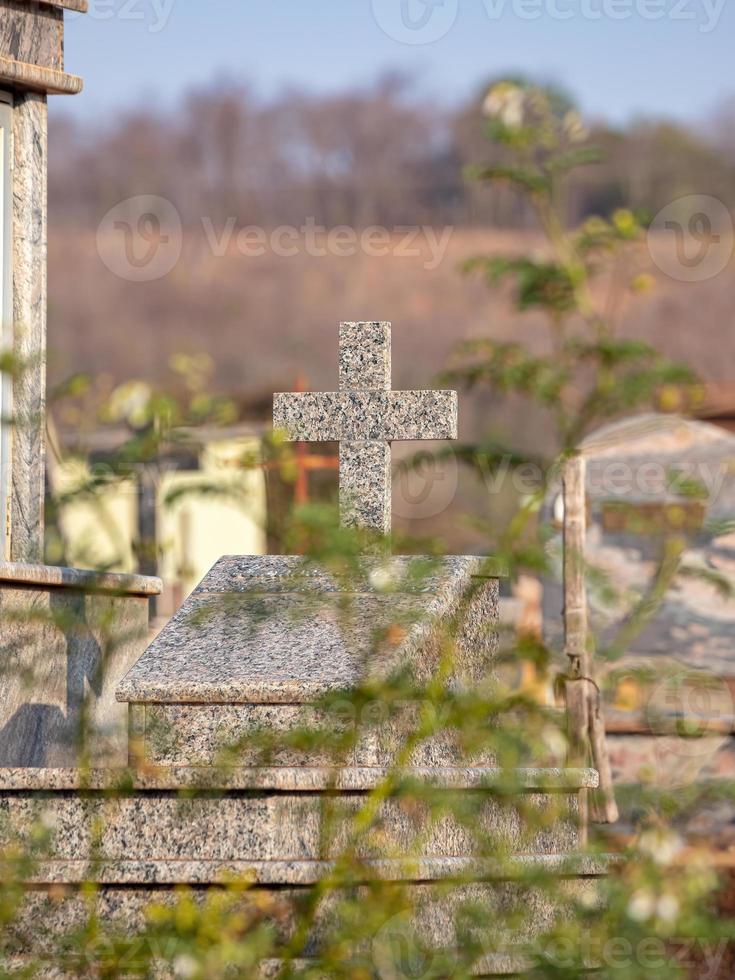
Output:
[
  {"left": 0, "top": 767, "right": 597, "bottom": 879},
  {"left": 5, "top": 860, "right": 607, "bottom": 976},
  {"left": 0, "top": 765, "right": 600, "bottom": 792},
  {"left": 7, "top": 853, "right": 608, "bottom": 886}
]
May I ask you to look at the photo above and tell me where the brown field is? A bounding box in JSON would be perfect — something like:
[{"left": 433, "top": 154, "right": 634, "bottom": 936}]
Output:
[
  {"left": 47, "top": 227, "right": 735, "bottom": 551},
  {"left": 48, "top": 226, "right": 735, "bottom": 422}
]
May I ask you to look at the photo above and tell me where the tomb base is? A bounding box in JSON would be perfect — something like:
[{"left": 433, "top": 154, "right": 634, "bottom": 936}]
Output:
[
  {"left": 0, "top": 554, "right": 606, "bottom": 972},
  {"left": 0, "top": 766, "right": 602, "bottom": 977}
]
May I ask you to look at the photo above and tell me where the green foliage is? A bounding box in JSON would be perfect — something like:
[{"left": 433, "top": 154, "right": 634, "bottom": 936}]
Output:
[
  {"left": 462, "top": 256, "right": 579, "bottom": 313},
  {"left": 443, "top": 81, "right": 700, "bottom": 584}
]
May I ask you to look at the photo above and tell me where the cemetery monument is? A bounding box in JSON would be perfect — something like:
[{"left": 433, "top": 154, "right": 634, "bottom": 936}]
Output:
[{"left": 0, "top": 322, "right": 602, "bottom": 969}]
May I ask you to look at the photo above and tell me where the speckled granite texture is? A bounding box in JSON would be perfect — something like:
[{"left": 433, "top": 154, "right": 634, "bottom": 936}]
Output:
[
  {"left": 339, "top": 321, "right": 391, "bottom": 390},
  {"left": 193, "top": 554, "right": 506, "bottom": 594},
  {"left": 0, "top": 1, "right": 64, "bottom": 72},
  {"left": 0, "top": 766, "right": 599, "bottom": 792},
  {"left": 0, "top": 0, "right": 84, "bottom": 96},
  {"left": 141, "top": 701, "right": 500, "bottom": 768},
  {"left": 10, "top": 91, "right": 47, "bottom": 563},
  {"left": 0, "top": 766, "right": 604, "bottom": 972},
  {"left": 273, "top": 322, "right": 458, "bottom": 533},
  {"left": 6, "top": 877, "right": 602, "bottom": 975},
  {"left": 0, "top": 562, "right": 161, "bottom": 595},
  {"left": 340, "top": 440, "right": 391, "bottom": 533},
  {"left": 273, "top": 389, "right": 458, "bottom": 442},
  {"left": 116, "top": 555, "right": 502, "bottom": 704},
  {"left": 0, "top": 789, "right": 581, "bottom": 866}
]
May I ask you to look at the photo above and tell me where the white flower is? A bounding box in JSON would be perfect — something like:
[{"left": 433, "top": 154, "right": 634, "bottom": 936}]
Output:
[
  {"left": 107, "top": 380, "right": 152, "bottom": 427},
  {"left": 542, "top": 725, "right": 567, "bottom": 759},
  {"left": 369, "top": 561, "right": 405, "bottom": 592},
  {"left": 656, "top": 894, "right": 680, "bottom": 924},
  {"left": 173, "top": 954, "right": 199, "bottom": 979},
  {"left": 482, "top": 83, "right": 525, "bottom": 129},
  {"left": 578, "top": 886, "right": 600, "bottom": 910},
  {"left": 639, "top": 829, "right": 684, "bottom": 866},
  {"left": 627, "top": 889, "right": 655, "bottom": 922},
  {"left": 39, "top": 809, "right": 58, "bottom": 831},
  {"left": 563, "top": 110, "right": 589, "bottom": 143}
]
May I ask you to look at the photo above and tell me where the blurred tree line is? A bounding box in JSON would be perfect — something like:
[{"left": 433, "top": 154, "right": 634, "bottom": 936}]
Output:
[{"left": 50, "top": 73, "right": 735, "bottom": 231}]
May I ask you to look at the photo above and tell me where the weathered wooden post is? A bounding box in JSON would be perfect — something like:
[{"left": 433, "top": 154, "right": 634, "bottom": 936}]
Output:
[
  {"left": 563, "top": 452, "right": 618, "bottom": 826},
  {"left": 0, "top": 1, "right": 161, "bottom": 767}
]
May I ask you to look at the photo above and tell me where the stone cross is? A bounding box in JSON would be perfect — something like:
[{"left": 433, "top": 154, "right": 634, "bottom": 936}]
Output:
[{"left": 273, "top": 322, "right": 458, "bottom": 535}]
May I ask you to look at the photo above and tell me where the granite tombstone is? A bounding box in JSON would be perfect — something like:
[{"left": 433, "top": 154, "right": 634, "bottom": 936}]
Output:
[{"left": 2, "top": 319, "right": 601, "bottom": 966}]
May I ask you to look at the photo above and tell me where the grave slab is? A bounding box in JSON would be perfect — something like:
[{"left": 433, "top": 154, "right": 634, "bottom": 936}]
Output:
[{"left": 117, "top": 554, "right": 504, "bottom": 706}]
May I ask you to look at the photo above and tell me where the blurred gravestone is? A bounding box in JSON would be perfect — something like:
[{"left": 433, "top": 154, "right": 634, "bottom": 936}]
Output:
[{"left": 543, "top": 415, "right": 735, "bottom": 801}]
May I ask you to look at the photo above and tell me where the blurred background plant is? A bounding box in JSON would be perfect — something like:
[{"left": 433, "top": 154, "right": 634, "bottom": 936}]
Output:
[{"left": 443, "top": 79, "right": 697, "bottom": 577}]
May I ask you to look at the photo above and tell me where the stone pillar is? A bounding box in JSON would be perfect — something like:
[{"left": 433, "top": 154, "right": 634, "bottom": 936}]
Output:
[
  {"left": 10, "top": 91, "right": 47, "bottom": 562},
  {"left": 0, "top": 0, "right": 84, "bottom": 561}
]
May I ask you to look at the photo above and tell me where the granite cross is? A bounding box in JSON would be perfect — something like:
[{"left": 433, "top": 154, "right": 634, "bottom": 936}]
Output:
[{"left": 273, "top": 322, "right": 458, "bottom": 535}]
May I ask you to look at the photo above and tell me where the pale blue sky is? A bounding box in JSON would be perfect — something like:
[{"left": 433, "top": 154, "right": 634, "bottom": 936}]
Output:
[{"left": 58, "top": 0, "right": 731, "bottom": 125}]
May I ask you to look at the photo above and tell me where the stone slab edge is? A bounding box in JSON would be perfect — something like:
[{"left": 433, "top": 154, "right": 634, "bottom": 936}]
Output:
[
  {"left": 0, "top": 55, "right": 82, "bottom": 94},
  {"left": 9, "top": 854, "right": 611, "bottom": 886},
  {"left": 0, "top": 766, "right": 599, "bottom": 791},
  {"left": 195, "top": 554, "right": 508, "bottom": 594},
  {"left": 0, "top": 562, "right": 162, "bottom": 596},
  {"left": 15, "top": 0, "right": 88, "bottom": 10}
]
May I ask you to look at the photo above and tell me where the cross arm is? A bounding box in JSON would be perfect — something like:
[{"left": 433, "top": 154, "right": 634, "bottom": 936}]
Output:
[{"left": 273, "top": 390, "right": 458, "bottom": 442}]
